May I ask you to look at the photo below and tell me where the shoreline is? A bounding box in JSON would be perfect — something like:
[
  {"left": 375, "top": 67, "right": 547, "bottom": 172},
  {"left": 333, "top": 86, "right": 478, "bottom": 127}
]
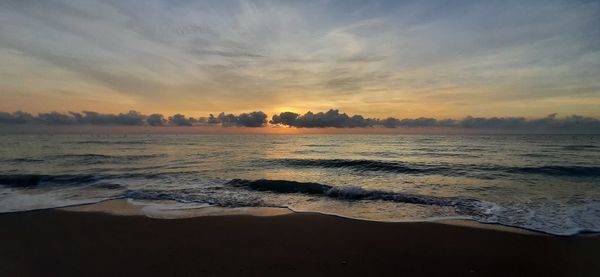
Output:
[
  {"left": 3, "top": 198, "right": 586, "bottom": 236},
  {"left": 2, "top": 201, "right": 600, "bottom": 276},
  {"left": 3, "top": 198, "right": 595, "bottom": 237},
  {"left": 58, "top": 199, "right": 561, "bottom": 236}
]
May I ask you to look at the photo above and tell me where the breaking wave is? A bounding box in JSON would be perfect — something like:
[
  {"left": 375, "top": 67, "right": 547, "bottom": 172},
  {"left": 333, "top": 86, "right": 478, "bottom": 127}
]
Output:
[
  {"left": 225, "top": 178, "right": 600, "bottom": 235},
  {"left": 1, "top": 173, "right": 598, "bottom": 235},
  {"left": 226, "top": 179, "right": 481, "bottom": 209}
]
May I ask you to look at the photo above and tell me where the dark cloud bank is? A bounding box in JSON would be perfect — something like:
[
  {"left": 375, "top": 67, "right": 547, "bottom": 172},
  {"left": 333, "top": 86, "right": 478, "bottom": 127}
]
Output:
[
  {"left": 1, "top": 110, "right": 599, "bottom": 132},
  {"left": 0, "top": 111, "right": 268, "bottom": 128}
]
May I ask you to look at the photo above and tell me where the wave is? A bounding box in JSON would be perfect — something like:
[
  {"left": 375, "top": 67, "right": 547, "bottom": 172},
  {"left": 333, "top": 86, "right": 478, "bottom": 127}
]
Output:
[
  {"left": 226, "top": 179, "right": 480, "bottom": 209},
  {"left": 50, "top": 153, "right": 166, "bottom": 164},
  {"left": 292, "top": 150, "right": 330, "bottom": 154},
  {"left": 356, "top": 151, "right": 401, "bottom": 158},
  {"left": 507, "top": 166, "right": 600, "bottom": 177},
  {"left": 0, "top": 158, "right": 44, "bottom": 163},
  {"left": 123, "top": 190, "right": 199, "bottom": 203},
  {"left": 1, "top": 172, "right": 597, "bottom": 235},
  {"left": 272, "top": 158, "right": 600, "bottom": 177},
  {"left": 227, "top": 179, "right": 331, "bottom": 195},
  {"left": 412, "top": 152, "right": 480, "bottom": 158},
  {"left": 0, "top": 174, "right": 101, "bottom": 187},
  {"left": 274, "top": 159, "right": 432, "bottom": 174},
  {"left": 123, "top": 189, "right": 263, "bottom": 207},
  {"left": 1, "top": 174, "right": 479, "bottom": 210},
  {"left": 562, "top": 145, "right": 598, "bottom": 151},
  {"left": 53, "top": 153, "right": 165, "bottom": 159},
  {"left": 304, "top": 144, "right": 339, "bottom": 147},
  {"left": 477, "top": 200, "right": 600, "bottom": 236},
  {"left": 70, "top": 140, "right": 151, "bottom": 145},
  {"left": 518, "top": 153, "right": 551, "bottom": 158},
  {"left": 54, "top": 153, "right": 112, "bottom": 159},
  {"left": 0, "top": 173, "right": 155, "bottom": 188},
  {"left": 227, "top": 178, "right": 600, "bottom": 235}
]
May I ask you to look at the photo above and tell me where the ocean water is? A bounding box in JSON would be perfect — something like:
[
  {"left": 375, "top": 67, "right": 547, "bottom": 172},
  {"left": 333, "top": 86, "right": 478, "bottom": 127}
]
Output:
[{"left": 1, "top": 134, "right": 599, "bottom": 235}]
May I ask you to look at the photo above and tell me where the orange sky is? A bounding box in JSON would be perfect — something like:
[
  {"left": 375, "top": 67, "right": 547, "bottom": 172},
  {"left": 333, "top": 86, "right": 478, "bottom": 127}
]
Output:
[{"left": 0, "top": 1, "right": 599, "bottom": 119}]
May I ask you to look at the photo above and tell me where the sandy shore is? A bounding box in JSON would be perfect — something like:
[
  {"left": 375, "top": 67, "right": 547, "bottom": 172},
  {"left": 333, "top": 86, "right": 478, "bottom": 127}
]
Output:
[{"left": 1, "top": 204, "right": 599, "bottom": 276}]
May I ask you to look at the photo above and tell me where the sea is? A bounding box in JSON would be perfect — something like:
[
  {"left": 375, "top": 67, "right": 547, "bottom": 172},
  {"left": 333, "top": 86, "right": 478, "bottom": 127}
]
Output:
[{"left": 1, "top": 134, "right": 599, "bottom": 235}]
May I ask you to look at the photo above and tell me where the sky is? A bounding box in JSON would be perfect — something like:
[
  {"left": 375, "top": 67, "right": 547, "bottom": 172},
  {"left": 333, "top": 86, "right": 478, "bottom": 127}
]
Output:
[{"left": 0, "top": 0, "right": 599, "bottom": 119}]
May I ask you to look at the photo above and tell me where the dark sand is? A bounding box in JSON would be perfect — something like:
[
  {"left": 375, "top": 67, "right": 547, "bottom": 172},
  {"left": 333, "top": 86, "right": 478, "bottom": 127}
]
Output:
[{"left": 1, "top": 209, "right": 599, "bottom": 277}]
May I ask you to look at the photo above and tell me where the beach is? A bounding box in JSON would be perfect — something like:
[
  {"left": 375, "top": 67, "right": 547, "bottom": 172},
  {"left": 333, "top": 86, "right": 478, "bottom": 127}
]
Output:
[
  {"left": 2, "top": 0, "right": 600, "bottom": 276},
  {"left": 1, "top": 202, "right": 599, "bottom": 277}
]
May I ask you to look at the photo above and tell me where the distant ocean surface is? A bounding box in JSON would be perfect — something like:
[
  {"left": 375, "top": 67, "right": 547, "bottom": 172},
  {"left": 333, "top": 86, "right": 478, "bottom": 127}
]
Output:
[{"left": 1, "top": 134, "right": 599, "bottom": 235}]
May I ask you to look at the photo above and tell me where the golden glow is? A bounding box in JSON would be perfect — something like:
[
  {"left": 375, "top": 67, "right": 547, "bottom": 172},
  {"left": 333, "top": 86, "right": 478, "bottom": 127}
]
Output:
[{"left": 0, "top": 0, "right": 598, "bottom": 120}]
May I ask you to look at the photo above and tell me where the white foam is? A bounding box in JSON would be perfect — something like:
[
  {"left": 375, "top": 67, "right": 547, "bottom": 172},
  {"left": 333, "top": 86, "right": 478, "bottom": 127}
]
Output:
[
  {"left": 475, "top": 200, "right": 600, "bottom": 235},
  {"left": 127, "top": 199, "right": 213, "bottom": 219},
  {"left": 0, "top": 190, "right": 111, "bottom": 213}
]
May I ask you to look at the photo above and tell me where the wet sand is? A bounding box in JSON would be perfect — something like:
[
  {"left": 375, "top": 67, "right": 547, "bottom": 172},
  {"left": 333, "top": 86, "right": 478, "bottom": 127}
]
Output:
[{"left": 1, "top": 208, "right": 599, "bottom": 276}]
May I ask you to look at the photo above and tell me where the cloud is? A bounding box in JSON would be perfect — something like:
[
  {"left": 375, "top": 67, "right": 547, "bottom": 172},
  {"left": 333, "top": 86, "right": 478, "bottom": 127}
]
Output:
[
  {"left": 0, "top": 109, "right": 599, "bottom": 132},
  {"left": 168, "top": 114, "right": 196, "bottom": 126},
  {"left": 380, "top": 117, "right": 400, "bottom": 128},
  {"left": 0, "top": 110, "right": 146, "bottom": 126},
  {"left": 3, "top": 109, "right": 279, "bottom": 128},
  {"left": 237, "top": 111, "right": 268, "bottom": 127},
  {"left": 147, "top": 114, "right": 166, "bottom": 126},
  {"left": 397, "top": 118, "right": 438, "bottom": 128},
  {"left": 458, "top": 114, "right": 600, "bottom": 130},
  {"left": 212, "top": 111, "right": 267, "bottom": 127},
  {"left": 271, "top": 109, "right": 377, "bottom": 128},
  {"left": 37, "top": 112, "right": 78, "bottom": 124},
  {"left": 0, "top": 111, "right": 35, "bottom": 124},
  {"left": 214, "top": 112, "right": 237, "bottom": 127},
  {"left": 71, "top": 111, "right": 146, "bottom": 125},
  {"left": 270, "top": 112, "right": 300, "bottom": 126},
  {"left": 378, "top": 114, "right": 600, "bottom": 131},
  {"left": 271, "top": 109, "right": 600, "bottom": 131}
]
